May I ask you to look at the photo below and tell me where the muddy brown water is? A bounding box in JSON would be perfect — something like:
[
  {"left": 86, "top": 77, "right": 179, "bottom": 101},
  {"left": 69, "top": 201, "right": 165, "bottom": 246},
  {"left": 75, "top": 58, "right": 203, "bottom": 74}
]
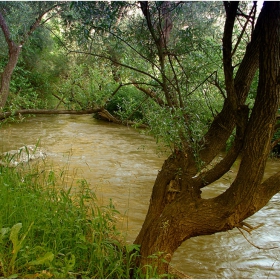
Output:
[{"left": 1, "top": 114, "right": 280, "bottom": 278}]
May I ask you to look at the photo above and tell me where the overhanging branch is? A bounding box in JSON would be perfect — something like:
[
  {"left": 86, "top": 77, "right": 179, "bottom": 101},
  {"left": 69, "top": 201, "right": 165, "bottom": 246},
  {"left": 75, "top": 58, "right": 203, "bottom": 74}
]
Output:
[{"left": 68, "top": 49, "right": 163, "bottom": 86}]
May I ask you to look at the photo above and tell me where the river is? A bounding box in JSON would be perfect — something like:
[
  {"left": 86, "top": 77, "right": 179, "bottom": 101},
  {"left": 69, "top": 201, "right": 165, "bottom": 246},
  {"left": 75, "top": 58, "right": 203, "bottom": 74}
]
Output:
[{"left": 1, "top": 114, "right": 279, "bottom": 278}]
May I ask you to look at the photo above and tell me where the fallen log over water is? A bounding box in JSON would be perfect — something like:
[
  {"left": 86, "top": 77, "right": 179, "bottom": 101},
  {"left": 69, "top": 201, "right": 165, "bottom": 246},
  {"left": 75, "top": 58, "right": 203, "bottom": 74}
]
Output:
[
  {"left": 0, "top": 108, "right": 102, "bottom": 120},
  {"left": 0, "top": 108, "right": 148, "bottom": 128}
]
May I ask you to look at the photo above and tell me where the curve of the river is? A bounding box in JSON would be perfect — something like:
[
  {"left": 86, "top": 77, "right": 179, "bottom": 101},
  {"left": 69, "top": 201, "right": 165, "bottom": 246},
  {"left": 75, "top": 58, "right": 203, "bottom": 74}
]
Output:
[{"left": 1, "top": 114, "right": 280, "bottom": 278}]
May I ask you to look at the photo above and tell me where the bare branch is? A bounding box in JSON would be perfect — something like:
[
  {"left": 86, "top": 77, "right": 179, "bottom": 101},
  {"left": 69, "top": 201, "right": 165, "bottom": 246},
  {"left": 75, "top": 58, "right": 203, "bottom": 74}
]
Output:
[
  {"left": 271, "top": 136, "right": 280, "bottom": 149},
  {"left": 187, "top": 71, "right": 218, "bottom": 96},
  {"left": 52, "top": 93, "right": 66, "bottom": 108},
  {"left": 133, "top": 83, "right": 165, "bottom": 107},
  {"left": 102, "top": 82, "right": 160, "bottom": 106},
  {"left": 104, "top": 28, "right": 162, "bottom": 74},
  {"left": 251, "top": 2, "right": 257, "bottom": 38},
  {"left": 139, "top": 1, "right": 159, "bottom": 48},
  {"left": 167, "top": 54, "right": 184, "bottom": 108},
  {"left": 21, "top": 4, "right": 59, "bottom": 45},
  {"left": 125, "top": 96, "right": 149, "bottom": 122},
  {"left": 209, "top": 72, "right": 226, "bottom": 99},
  {"left": 232, "top": 4, "right": 256, "bottom": 57},
  {"left": 92, "top": 25, "right": 178, "bottom": 95},
  {"left": 237, "top": 226, "right": 278, "bottom": 250}
]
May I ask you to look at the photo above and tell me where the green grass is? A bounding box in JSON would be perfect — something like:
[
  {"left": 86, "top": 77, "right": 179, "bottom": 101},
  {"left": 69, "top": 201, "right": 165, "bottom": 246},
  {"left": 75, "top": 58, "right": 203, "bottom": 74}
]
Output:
[{"left": 0, "top": 160, "right": 165, "bottom": 279}]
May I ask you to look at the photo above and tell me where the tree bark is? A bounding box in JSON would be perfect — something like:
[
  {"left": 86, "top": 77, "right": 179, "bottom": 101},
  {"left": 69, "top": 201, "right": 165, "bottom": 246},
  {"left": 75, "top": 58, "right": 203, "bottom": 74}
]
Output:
[
  {"left": 134, "top": 1, "right": 280, "bottom": 275},
  {"left": 0, "top": 12, "right": 22, "bottom": 109}
]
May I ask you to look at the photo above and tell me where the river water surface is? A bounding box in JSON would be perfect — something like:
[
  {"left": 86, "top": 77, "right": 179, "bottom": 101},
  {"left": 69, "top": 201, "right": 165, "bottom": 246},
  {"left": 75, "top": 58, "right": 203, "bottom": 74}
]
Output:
[{"left": 1, "top": 114, "right": 280, "bottom": 278}]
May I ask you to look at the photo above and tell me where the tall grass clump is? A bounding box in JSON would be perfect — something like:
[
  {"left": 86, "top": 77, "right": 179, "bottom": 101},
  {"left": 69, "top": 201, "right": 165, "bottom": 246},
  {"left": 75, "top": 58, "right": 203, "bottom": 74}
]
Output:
[{"left": 0, "top": 161, "right": 163, "bottom": 279}]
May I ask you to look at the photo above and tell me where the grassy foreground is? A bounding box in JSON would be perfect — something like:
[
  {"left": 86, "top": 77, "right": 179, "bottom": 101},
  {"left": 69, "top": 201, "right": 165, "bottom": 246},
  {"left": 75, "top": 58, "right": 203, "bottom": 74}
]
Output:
[{"left": 0, "top": 160, "right": 167, "bottom": 279}]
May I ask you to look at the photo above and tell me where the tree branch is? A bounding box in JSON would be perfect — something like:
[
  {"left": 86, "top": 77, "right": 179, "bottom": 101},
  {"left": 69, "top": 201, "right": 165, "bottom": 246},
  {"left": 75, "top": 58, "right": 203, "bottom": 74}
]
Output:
[
  {"left": 21, "top": 4, "right": 59, "bottom": 45},
  {"left": 167, "top": 54, "right": 184, "bottom": 108},
  {"left": 236, "top": 226, "right": 278, "bottom": 250},
  {"left": 193, "top": 105, "right": 249, "bottom": 189},
  {"left": 223, "top": 1, "right": 239, "bottom": 111},
  {"left": 197, "top": 1, "right": 262, "bottom": 168},
  {"left": 0, "top": 11, "right": 14, "bottom": 49},
  {"left": 271, "top": 137, "right": 280, "bottom": 149},
  {"left": 68, "top": 49, "right": 163, "bottom": 87},
  {"left": 132, "top": 83, "right": 165, "bottom": 107},
  {"left": 232, "top": 4, "right": 256, "bottom": 57},
  {"left": 187, "top": 71, "right": 218, "bottom": 96}
]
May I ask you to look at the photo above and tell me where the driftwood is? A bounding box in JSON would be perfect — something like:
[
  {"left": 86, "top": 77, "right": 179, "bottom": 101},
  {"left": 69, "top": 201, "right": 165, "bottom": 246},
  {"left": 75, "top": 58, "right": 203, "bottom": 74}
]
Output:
[
  {"left": 97, "top": 109, "right": 148, "bottom": 128},
  {"left": 97, "top": 109, "right": 122, "bottom": 124}
]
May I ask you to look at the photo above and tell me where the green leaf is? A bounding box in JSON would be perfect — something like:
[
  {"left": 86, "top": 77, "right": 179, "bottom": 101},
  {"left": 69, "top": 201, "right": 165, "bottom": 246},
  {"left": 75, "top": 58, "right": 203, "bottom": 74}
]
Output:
[
  {"left": 65, "top": 253, "right": 75, "bottom": 270},
  {"left": 76, "top": 243, "right": 88, "bottom": 250},
  {"left": 0, "top": 227, "right": 10, "bottom": 243},
  {"left": 126, "top": 244, "right": 140, "bottom": 253},
  {"left": 7, "top": 274, "right": 18, "bottom": 279},
  {"left": 28, "top": 252, "right": 54, "bottom": 266},
  {"left": 9, "top": 223, "right": 22, "bottom": 252}
]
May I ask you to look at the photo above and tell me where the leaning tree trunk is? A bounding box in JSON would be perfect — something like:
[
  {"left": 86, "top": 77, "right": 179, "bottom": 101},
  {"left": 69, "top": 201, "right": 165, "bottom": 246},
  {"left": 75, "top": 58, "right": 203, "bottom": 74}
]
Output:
[
  {"left": 0, "top": 12, "right": 21, "bottom": 109},
  {"left": 134, "top": 1, "right": 280, "bottom": 275},
  {"left": 0, "top": 5, "right": 57, "bottom": 109},
  {"left": 0, "top": 45, "right": 21, "bottom": 109}
]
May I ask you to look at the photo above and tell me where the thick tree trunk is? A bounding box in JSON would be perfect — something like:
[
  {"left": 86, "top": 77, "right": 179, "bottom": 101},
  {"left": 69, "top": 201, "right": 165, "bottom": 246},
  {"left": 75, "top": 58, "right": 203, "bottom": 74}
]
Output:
[{"left": 134, "top": 2, "right": 280, "bottom": 275}]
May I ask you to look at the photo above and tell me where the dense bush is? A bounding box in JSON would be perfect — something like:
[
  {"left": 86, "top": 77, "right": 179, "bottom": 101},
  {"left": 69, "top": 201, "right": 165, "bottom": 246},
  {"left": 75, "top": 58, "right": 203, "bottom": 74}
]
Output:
[{"left": 105, "top": 86, "right": 145, "bottom": 121}]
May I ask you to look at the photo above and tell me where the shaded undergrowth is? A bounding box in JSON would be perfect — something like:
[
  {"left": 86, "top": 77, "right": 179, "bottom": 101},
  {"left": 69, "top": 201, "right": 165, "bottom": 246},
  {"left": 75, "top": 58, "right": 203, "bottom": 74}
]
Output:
[{"left": 0, "top": 160, "right": 165, "bottom": 279}]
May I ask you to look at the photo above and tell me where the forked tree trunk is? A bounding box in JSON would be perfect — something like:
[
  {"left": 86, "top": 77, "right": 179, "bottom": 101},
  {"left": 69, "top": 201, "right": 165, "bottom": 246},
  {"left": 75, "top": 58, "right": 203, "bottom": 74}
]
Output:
[{"left": 134, "top": 2, "right": 280, "bottom": 275}]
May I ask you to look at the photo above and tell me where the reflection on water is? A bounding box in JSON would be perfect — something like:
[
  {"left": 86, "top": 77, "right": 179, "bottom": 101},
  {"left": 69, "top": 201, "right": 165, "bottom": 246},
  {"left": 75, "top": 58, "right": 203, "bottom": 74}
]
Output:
[{"left": 1, "top": 114, "right": 280, "bottom": 278}]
